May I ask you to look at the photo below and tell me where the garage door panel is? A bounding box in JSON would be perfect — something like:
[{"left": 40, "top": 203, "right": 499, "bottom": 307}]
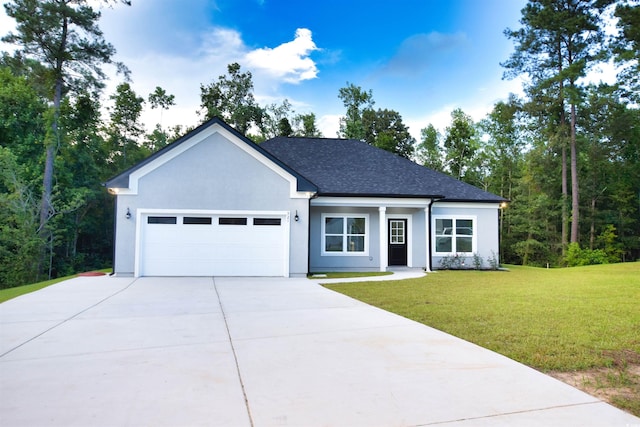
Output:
[{"left": 140, "top": 213, "right": 287, "bottom": 277}]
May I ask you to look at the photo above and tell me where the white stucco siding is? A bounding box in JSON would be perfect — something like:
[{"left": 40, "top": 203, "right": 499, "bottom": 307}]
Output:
[
  {"left": 112, "top": 131, "right": 310, "bottom": 276},
  {"left": 135, "top": 133, "right": 291, "bottom": 210}
]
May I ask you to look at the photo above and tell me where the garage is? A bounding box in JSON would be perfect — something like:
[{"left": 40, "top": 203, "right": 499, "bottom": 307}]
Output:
[{"left": 137, "top": 211, "right": 289, "bottom": 277}]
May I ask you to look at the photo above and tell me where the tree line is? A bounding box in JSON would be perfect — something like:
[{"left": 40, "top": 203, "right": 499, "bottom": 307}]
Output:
[{"left": 1, "top": 0, "right": 638, "bottom": 288}]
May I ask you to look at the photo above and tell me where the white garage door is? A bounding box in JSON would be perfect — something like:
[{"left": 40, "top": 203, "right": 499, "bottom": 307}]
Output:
[{"left": 138, "top": 212, "right": 288, "bottom": 276}]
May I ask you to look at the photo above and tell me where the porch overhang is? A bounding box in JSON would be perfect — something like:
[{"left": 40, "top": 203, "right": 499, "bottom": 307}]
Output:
[
  {"left": 311, "top": 196, "right": 440, "bottom": 208},
  {"left": 311, "top": 196, "right": 441, "bottom": 272}
]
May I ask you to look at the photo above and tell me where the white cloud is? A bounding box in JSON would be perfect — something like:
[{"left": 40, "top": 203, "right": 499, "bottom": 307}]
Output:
[
  {"left": 100, "top": 25, "right": 322, "bottom": 134},
  {"left": 198, "top": 27, "right": 246, "bottom": 59},
  {"left": 317, "top": 114, "right": 341, "bottom": 138},
  {"left": 245, "top": 28, "right": 319, "bottom": 84}
]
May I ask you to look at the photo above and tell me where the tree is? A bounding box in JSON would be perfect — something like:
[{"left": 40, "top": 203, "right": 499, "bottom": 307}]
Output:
[
  {"left": 361, "top": 108, "right": 415, "bottom": 159},
  {"left": 0, "top": 67, "right": 47, "bottom": 286},
  {"left": 293, "top": 112, "right": 323, "bottom": 137},
  {"left": 146, "top": 86, "right": 176, "bottom": 151},
  {"left": 479, "top": 95, "right": 526, "bottom": 201},
  {"left": 0, "top": 66, "right": 46, "bottom": 180},
  {"left": 338, "top": 82, "right": 374, "bottom": 140},
  {"left": 416, "top": 124, "right": 444, "bottom": 171},
  {"left": 0, "top": 147, "right": 43, "bottom": 287},
  {"left": 503, "top": 0, "right": 612, "bottom": 246},
  {"left": 105, "top": 82, "right": 146, "bottom": 171},
  {"left": 199, "top": 62, "right": 263, "bottom": 134},
  {"left": 54, "top": 93, "right": 112, "bottom": 277},
  {"left": 612, "top": 1, "right": 640, "bottom": 102},
  {"left": 148, "top": 86, "right": 175, "bottom": 127},
  {"left": 443, "top": 108, "right": 480, "bottom": 181},
  {"left": 3, "top": 0, "right": 130, "bottom": 233},
  {"left": 260, "top": 99, "right": 294, "bottom": 139}
]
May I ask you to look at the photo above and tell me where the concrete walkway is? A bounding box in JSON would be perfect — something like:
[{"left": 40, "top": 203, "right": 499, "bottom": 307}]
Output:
[{"left": 1, "top": 276, "right": 638, "bottom": 426}]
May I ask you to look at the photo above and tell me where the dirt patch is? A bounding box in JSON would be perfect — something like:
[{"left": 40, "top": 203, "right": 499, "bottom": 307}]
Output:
[
  {"left": 77, "top": 271, "right": 106, "bottom": 277},
  {"left": 548, "top": 351, "right": 640, "bottom": 417}
]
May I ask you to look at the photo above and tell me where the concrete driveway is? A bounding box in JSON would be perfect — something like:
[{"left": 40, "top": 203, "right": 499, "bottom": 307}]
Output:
[{"left": 1, "top": 276, "right": 638, "bottom": 427}]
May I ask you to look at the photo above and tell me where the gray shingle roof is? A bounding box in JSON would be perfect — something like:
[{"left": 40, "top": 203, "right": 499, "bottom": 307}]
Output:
[{"left": 261, "top": 137, "right": 506, "bottom": 202}]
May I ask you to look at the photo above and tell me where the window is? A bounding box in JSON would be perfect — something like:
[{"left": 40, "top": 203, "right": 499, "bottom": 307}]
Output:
[
  {"left": 434, "top": 217, "right": 475, "bottom": 254},
  {"left": 147, "top": 216, "right": 177, "bottom": 224},
  {"left": 253, "top": 218, "right": 281, "bottom": 226},
  {"left": 390, "top": 220, "right": 405, "bottom": 244},
  {"left": 183, "top": 217, "right": 212, "bottom": 225},
  {"left": 322, "top": 214, "right": 368, "bottom": 255},
  {"left": 219, "top": 217, "right": 247, "bottom": 225}
]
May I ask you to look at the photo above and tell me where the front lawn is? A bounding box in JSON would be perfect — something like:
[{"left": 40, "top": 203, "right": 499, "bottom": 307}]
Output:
[{"left": 324, "top": 263, "right": 640, "bottom": 416}]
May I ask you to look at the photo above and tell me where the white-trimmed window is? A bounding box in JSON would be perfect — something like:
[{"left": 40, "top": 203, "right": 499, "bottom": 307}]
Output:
[
  {"left": 322, "top": 214, "right": 369, "bottom": 255},
  {"left": 433, "top": 216, "right": 476, "bottom": 254}
]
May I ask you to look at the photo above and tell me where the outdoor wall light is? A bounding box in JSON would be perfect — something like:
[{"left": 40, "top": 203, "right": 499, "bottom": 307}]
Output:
[
  {"left": 294, "top": 210, "right": 299, "bottom": 222},
  {"left": 125, "top": 208, "right": 132, "bottom": 220}
]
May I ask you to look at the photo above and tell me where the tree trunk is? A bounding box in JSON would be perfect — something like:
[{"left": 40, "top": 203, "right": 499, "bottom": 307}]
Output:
[
  {"left": 589, "top": 197, "right": 596, "bottom": 249},
  {"left": 39, "top": 15, "right": 68, "bottom": 231},
  {"left": 558, "top": 42, "right": 568, "bottom": 257},
  {"left": 570, "top": 102, "right": 579, "bottom": 243},
  {"left": 561, "top": 142, "right": 568, "bottom": 253}
]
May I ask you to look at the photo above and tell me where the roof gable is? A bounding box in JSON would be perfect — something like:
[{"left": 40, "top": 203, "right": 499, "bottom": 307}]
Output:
[
  {"left": 105, "top": 117, "right": 317, "bottom": 195},
  {"left": 261, "top": 137, "right": 506, "bottom": 202}
]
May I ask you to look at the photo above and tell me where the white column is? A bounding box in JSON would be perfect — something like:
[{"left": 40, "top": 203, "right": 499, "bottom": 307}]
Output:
[
  {"left": 424, "top": 206, "right": 432, "bottom": 272},
  {"left": 379, "top": 206, "right": 387, "bottom": 272}
]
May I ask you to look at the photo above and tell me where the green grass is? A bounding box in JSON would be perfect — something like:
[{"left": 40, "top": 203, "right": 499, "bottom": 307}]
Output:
[
  {"left": 308, "top": 271, "right": 393, "bottom": 279},
  {"left": 0, "top": 269, "right": 111, "bottom": 304},
  {"left": 324, "top": 263, "right": 640, "bottom": 371}
]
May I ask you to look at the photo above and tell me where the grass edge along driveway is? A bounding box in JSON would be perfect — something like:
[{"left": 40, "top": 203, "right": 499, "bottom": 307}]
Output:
[{"left": 324, "top": 263, "right": 640, "bottom": 417}]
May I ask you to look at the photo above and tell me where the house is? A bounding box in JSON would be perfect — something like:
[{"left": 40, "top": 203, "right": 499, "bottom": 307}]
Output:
[{"left": 105, "top": 117, "right": 506, "bottom": 277}]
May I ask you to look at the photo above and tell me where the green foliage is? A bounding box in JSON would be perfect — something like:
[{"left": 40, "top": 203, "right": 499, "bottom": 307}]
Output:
[
  {"left": 0, "top": 147, "right": 44, "bottom": 288},
  {"left": 337, "top": 82, "right": 374, "bottom": 140},
  {"left": 443, "top": 108, "right": 481, "bottom": 182},
  {"left": 361, "top": 108, "right": 415, "bottom": 159},
  {"left": 612, "top": 2, "right": 640, "bottom": 102},
  {"left": 105, "top": 82, "right": 148, "bottom": 171},
  {"left": 199, "top": 62, "right": 264, "bottom": 134},
  {"left": 416, "top": 124, "right": 444, "bottom": 171},
  {"left": 565, "top": 242, "right": 609, "bottom": 267},
  {"left": 293, "top": 112, "right": 323, "bottom": 137}
]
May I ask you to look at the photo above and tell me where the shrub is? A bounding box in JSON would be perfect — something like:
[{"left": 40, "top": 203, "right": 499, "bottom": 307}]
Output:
[
  {"left": 472, "top": 253, "right": 483, "bottom": 270},
  {"left": 487, "top": 251, "right": 499, "bottom": 270},
  {"left": 565, "top": 243, "right": 609, "bottom": 267}
]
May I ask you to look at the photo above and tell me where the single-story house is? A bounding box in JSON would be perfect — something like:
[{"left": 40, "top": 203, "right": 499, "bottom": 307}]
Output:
[{"left": 105, "top": 117, "right": 506, "bottom": 277}]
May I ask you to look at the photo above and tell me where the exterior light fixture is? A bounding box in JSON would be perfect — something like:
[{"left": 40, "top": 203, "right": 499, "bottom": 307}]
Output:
[
  {"left": 125, "top": 208, "right": 132, "bottom": 220},
  {"left": 294, "top": 210, "right": 299, "bottom": 222}
]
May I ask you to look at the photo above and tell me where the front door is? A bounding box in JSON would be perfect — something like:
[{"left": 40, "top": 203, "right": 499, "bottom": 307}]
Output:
[{"left": 388, "top": 219, "right": 408, "bottom": 266}]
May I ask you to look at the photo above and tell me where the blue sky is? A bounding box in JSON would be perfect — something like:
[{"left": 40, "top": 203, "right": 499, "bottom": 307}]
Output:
[{"left": 2, "top": 0, "right": 532, "bottom": 139}]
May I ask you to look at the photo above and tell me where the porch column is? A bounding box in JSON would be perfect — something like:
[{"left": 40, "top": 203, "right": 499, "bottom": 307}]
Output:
[
  {"left": 424, "top": 206, "right": 432, "bottom": 272},
  {"left": 379, "top": 206, "right": 387, "bottom": 272}
]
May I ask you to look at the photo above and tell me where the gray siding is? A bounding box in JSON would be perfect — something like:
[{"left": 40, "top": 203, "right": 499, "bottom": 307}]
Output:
[
  {"left": 431, "top": 204, "right": 500, "bottom": 269},
  {"left": 309, "top": 206, "right": 429, "bottom": 272}
]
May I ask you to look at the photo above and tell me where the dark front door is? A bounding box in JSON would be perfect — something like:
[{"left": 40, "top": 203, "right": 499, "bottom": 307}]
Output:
[{"left": 388, "top": 219, "right": 408, "bottom": 266}]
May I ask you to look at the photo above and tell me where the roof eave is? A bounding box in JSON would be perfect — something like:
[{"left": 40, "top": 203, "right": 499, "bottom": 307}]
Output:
[{"left": 317, "top": 192, "right": 446, "bottom": 199}]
